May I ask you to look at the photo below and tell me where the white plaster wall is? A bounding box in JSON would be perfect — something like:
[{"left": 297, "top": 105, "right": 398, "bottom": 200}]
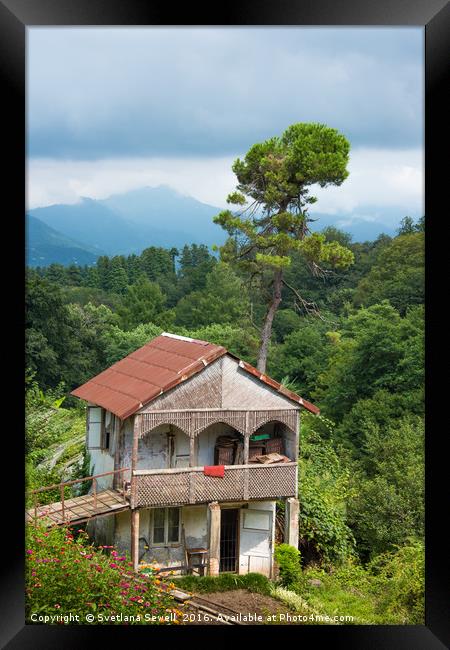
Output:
[
  {"left": 86, "top": 404, "right": 115, "bottom": 489},
  {"left": 113, "top": 505, "right": 208, "bottom": 570},
  {"left": 197, "top": 423, "right": 242, "bottom": 466},
  {"left": 114, "top": 509, "right": 132, "bottom": 556},
  {"left": 89, "top": 449, "right": 114, "bottom": 490},
  {"left": 283, "top": 426, "right": 297, "bottom": 461},
  {"left": 137, "top": 425, "right": 170, "bottom": 470}
]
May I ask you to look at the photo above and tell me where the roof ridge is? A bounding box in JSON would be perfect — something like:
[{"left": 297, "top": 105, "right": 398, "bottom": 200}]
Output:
[
  {"left": 161, "top": 332, "right": 210, "bottom": 345},
  {"left": 142, "top": 341, "right": 219, "bottom": 362}
]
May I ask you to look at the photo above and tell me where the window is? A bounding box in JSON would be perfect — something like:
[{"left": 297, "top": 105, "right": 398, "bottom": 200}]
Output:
[
  {"left": 151, "top": 508, "right": 180, "bottom": 545},
  {"left": 104, "top": 412, "right": 116, "bottom": 452},
  {"left": 87, "top": 406, "right": 104, "bottom": 449}
]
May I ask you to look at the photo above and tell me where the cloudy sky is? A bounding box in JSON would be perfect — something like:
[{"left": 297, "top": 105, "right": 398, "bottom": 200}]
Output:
[{"left": 27, "top": 27, "right": 424, "bottom": 227}]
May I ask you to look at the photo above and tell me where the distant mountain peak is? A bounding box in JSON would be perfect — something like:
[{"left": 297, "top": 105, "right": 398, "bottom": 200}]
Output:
[{"left": 27, "top": 185, "right": 400, "bottom": 268}]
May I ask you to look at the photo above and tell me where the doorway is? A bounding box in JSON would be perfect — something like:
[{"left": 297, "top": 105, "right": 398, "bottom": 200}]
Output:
[{"left": 220, "top": 508, "right": 239, "bottom": 572}]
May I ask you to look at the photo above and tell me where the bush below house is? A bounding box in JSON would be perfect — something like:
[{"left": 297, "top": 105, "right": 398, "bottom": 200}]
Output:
[{"left": 26, "top": 521, "right": 180, "bottom": 625}]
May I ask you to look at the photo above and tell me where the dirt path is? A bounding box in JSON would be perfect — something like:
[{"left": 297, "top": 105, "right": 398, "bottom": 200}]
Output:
[{"left": 181, "top": 589, "right": 294, "bottom": 625}]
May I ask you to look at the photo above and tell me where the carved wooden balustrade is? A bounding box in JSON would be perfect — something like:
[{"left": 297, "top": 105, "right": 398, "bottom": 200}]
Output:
[
  {"left": 136, "top": 408, "right": 299, "bottom": 439},
  {"left": 131, "top": 463, "right": 298, "bottom": 508}
]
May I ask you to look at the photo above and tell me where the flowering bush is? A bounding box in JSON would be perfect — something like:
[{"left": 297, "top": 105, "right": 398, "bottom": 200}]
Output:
[{"left": 26, "top": 521, "right": 182, "bottom": 625}]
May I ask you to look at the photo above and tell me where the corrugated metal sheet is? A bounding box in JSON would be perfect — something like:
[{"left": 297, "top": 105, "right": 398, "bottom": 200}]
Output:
[
  {"left": 71, "top": 332, "right": 320, "bottom": 419},
  {"left": 71, "top": 333, "right": 227, "bottom": 420}
]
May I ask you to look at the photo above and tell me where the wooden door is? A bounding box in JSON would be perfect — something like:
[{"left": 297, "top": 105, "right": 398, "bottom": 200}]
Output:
[{"left": 238, "top": 508, "right": 273, "bottom": 577}]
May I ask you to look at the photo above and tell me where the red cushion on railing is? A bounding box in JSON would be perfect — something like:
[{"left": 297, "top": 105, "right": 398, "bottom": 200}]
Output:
[{"left": 203, "top": 465, "right": 225, "bottom": 477}]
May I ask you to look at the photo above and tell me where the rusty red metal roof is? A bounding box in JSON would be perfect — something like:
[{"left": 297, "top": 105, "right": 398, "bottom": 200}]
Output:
[{"left": 71, "top": 332, "right": 320, "bottom": 418}]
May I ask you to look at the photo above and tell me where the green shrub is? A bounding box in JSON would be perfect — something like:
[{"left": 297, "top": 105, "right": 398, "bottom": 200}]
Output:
[
  {"left": 173, "top": 572, "right": 272, "bottom": 596},
  {"left": 369, "top": 539, "right": 424, "bottom": 624},
  {"left": 274, "top": 544, "right": 302, "bottom": 587}
]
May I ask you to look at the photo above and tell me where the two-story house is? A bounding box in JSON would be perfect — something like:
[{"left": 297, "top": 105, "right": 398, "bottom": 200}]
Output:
[{"left": 71, "top": 332, "right": 319, "bottom": 577}]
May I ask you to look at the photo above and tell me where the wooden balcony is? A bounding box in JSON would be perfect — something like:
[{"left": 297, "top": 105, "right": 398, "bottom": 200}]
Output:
[{"left": 131, "top": 463, "right": 298, "bottom": 508}]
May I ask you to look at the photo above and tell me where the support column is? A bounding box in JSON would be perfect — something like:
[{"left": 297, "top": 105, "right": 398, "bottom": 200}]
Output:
[
  {"left": 130, "top": 415, "right": 140, "bottom": 508},
  {"left": 284, "top": 497, "right": 299, "bottom": 549},
  {"left": 189, "top": 434, "right": 197, "bottom": 467},
  {"left": 131, "top": 508, "right": 140, "bottom": 571},
  {"left": 208, "top": 502, "right": 221, "bottom": 576},
  {"left": 243, "top": 433, "right": 250, "bottom": 465},
  {"left": 243, "top": 412, "right": 250, "bottom": 465}
]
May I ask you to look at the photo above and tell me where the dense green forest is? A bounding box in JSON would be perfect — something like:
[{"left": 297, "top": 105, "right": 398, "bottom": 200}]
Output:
[{"left": 26, "top": 214, "right": 424, "bottom": 623}]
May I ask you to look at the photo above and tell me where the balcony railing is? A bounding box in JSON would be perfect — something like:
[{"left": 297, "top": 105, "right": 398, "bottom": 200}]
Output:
[{"left": 131, "top": 463, "right": 297, "bottom": 508}]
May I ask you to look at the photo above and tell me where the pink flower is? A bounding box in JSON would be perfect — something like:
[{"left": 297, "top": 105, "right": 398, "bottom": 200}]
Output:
[
  {"left": 109, "top": 563, "right": 118, "bottom": 569},
  {"left": 54, "top": 604, "right": 61, "bottom": 609},
  {"left": 26, "top": 550, "right": 33, "bottom": 555}
]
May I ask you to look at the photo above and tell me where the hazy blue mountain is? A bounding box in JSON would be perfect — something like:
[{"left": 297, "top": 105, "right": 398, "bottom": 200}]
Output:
[
  {"left": 100, "top": 185, "right": 227, "bottom": 247},
  {"left": 27, "top": 186, "right": 403, "bottom": 267},
  {"left": 311, "top": 211, "right": 397, "bottom": 242},
  {"left": 26, "top": 215, "right": 101, "bottom": 267},
  {"left": 28, "top": 198, "right": 143, "bottom": 255},
  {"left": 28, "top": 187, "right": 227, "bottom": 257}
]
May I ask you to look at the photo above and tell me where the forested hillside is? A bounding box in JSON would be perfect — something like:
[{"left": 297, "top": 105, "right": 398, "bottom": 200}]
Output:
[{"left": 25, "top": 215, "right": 424, "bottom": 623}]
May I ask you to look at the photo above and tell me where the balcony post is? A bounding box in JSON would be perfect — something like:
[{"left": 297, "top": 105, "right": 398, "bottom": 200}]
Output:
[
  {"left": 131, "top": 508, "right": 140, "bottom": 571},
  {"left": 208, "top": 502, "right": 221, "bottom": 576},
  {"left": 244, "top": 412, "right": 250, "bottom": 464},
  {"left": 189, "top": 433, "right": 197, "bottom": 468},
  {"left": 284, "top": 497, "right": 299, "bottom": 548},
  {"left": 130, "top": 415, "right": 140, "bottom": 508}
]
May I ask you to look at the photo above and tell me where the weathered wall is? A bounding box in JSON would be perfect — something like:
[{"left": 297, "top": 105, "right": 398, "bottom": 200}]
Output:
[
  {"left": 87, "top": 403, "right": 115, "bottom": 489},
  {"left": 114, "top": 505, "right": 208, "bottom": 569},
  {"left": 89, "top": 449, "right": 115, "bottom": 489},
  {"left": 137, "top": 354, "right": 297, "bottom": 413},
  {"left": 86, "top": 513, "right": 115, "bottom": 546},
  {"left": 137, "top": 425, "right": 169, "bottom": 470},
  {"left": 118, "top": 416, "right": 134, "bottom": 481},
  {"left": 197, "top": 423, "right": 242, "bottom": 466},
  {"left": 221, "top": 356, "right": 296, "bottom": 410},
  {"left": 280, "top": 424, "right": 297, "bottom": 461},
  {"left": 139, "top": 358, "right": 223, "bottom": 411},
  {"left": 114, "top": 501, "right": 276, "bottom": 577}
]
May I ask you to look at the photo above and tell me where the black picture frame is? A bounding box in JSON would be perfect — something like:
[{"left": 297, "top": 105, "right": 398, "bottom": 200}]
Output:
[{"left": 2, "top": 0, "right": 447, "bottom": 646}]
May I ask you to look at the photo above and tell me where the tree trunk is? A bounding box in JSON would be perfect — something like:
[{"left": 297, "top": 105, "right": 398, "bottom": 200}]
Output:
[{"left": 257, "top": 269, "right": 283, "bottom": 373}]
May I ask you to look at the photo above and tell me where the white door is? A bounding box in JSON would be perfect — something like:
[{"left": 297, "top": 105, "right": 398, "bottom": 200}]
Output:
[{"left": 238, "top": 508, "right": 273, "bottom": 577}]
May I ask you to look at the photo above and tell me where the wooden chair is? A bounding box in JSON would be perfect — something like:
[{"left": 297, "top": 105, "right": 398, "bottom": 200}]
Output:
[{"left": 186, "top": 547, "right": 209, "bottom": 576}]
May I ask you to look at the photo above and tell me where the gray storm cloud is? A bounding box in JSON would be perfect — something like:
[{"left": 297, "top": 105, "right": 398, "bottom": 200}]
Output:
[{"left": 27, "top": 27, "right": 423, "bottom": 159}]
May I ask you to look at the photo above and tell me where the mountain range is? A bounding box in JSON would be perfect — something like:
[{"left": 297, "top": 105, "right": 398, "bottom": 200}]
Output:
[{"left": 26, "top": 185, "right": 397, "bottom": 267}]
